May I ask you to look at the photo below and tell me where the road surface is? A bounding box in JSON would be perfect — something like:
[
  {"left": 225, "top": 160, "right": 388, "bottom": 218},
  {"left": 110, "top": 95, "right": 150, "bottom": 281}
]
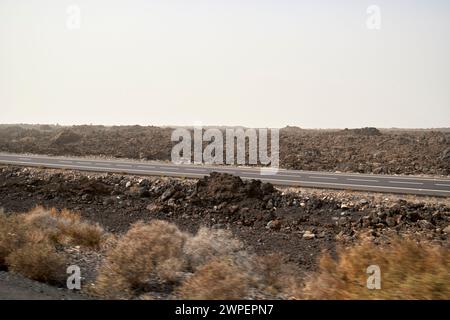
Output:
[{"left": 0, "top": 153, "right": 449, "bottom": 197}]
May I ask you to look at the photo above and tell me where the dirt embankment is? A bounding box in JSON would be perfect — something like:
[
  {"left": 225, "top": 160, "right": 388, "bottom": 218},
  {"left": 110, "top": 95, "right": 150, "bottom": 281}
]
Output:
[
  {"left": 0, "top": 125, "right": 449, "bottom": 176},
  {"left": 0, "top": 166, "right": 448, "bottom": 272}
]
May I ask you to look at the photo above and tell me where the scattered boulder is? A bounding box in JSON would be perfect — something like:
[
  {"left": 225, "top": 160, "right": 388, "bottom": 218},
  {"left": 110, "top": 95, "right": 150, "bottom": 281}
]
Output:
[
  {"left": 266, "top": 220, "right": 281, "bottom": 230},
  {"left": 161, "top": 188, "right": 175, "bottom": 201},
  {"left": 303, "top": 231, "right": 316, "bottom": 240}
]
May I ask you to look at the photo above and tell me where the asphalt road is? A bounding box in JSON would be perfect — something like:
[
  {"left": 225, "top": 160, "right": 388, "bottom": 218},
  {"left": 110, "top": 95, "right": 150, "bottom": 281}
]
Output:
[{"left": 0, "top": 153, "right": 449, "bottom": 197}]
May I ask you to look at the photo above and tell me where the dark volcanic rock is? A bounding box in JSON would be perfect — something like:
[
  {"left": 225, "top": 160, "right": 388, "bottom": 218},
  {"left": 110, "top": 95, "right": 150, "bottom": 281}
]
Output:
[
  {"left": 342, "top": 127, "right": 381, "bottom": 136},
  {"left": 442, "top": 147, "right": 450, "bottom": 160},
  {"left": 0, "top": 166, "right": 448, "bottom": 270},
  {"left": 195, "top": 172, "right": 277, "bottom": 203},
  {"left": 50, "top": 129, "right": 82, "bottom": 145}
]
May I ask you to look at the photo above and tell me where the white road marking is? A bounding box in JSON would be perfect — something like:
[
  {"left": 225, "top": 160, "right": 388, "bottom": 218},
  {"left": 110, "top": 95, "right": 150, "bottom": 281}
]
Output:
[
  {"left": 272, "top": 174, "right": 303, "bottom": 178},
  {"left": 254, "top": 166, "right": 450, "bottom": 182},
  {"left": 242, "top": 177, "right": 450, "bottom": 194},
  {"left": 136, "top": 165, "right": 155, "bottom": 169},
  {"left": 435, "top": 183, "right": 450, "bottom": 187},
  {"left": 116, "top": 164, "right": 132, "bottom": 168},
  {"left": 185, "top": 168, "right": 208, "bottom": 172},
  {"left": 76, "top": 161, "right": 90, "bottom": 165},
  {"left": 19, "top": 157, "right": 31, "bottom": 161},
  {"left": 238, "top": 172, "right": 304, "bottom": 179},
  {"left": 0, "top": 160, "right": 207, "bottom": 177},
  {"left": 1, "top": 156, "right": 449, "bottom": 195},
  {"left": 161, "top": 167, "right": 179, "bottom": 171},
  {"left": 58, "top": 160, "right": 73, "bottom": 164},
  {"left": 95, "top": 163, "right": 109, "bottom": 166},
  {"left": 308, "top": 176, "right": 338, "bottom": 180},
  {"left": 347, "top": 178, "right": 379, "bottom": 183},
  {"left": 2, "top": 152, "right": 450, "bottom": 182},
  {"left": 214, "top": 170, "right": 238, "bottom": 175},
  {"left": 388, "top": 181, "right": 423, "bottom": 185}
]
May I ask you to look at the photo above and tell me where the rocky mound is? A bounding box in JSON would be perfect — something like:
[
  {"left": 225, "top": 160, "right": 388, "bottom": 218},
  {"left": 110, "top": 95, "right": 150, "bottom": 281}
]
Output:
[
  {"left": 51, "top": 130, "right": 81, "bottom": 145},
  {"left": 341, "top": 127, "right": 381, "bottom": 136},
  {"left": 194, "top": 172, "right": 276, "bottom": 203}
]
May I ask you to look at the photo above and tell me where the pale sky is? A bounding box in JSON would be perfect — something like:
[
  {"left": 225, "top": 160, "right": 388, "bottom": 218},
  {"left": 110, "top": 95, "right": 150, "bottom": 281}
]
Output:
[{"left": 1, "top": 0, "right": 449, "bottom": 128}]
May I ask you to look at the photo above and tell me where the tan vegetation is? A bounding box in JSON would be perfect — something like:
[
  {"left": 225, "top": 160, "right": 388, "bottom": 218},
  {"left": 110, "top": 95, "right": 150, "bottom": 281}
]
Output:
[
  {"left": 94, "top": 220, "right": 259, "bottom": 299},
  {"left": 0, "top": 206, "right": 106, "bottom": 284},
  {"left": 301, "top": 238, "right": 450, "bottom": 300},
  {"left": 0, "top": 212, "right": 25, "bottom": 268},
  {"left": 94, "top": 220, "right": 189, "bottom": 298},
  {"left": 183, "top": 227, "right": 246, "bottom": 271},
  {"left": 23, "top": 207, "right": 104, "bottom": 249},
  {"left": 5, "top": 242, "right": 66, "bottom": 284},
  {"left": 1, "top": 206, "right": 448, "bottom": 300},
  {"left": 176, "top": 258, "right": 251, "bottom": 300},
  {"left": 92, "top": 220, "right": 303, "bottom": 299},
  {"left": 93, "top": 220, "right": 449, "bottom": 300},
  {"left": 252, "top": 253, "right": 303, "bottom": 298}
]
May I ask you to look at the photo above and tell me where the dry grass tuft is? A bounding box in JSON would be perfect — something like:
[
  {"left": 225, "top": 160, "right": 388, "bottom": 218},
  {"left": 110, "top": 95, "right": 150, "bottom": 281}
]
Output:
[
  {"left": 94, "top": 222, "right": 256, "bottom": 298},
  {"left": 0, "top": 213, "right": 25, "bottom": 268},
  {"left": 94, "top": 220, "right": 188, "bottom": 298},
  {"left": 302, "top": 238, "right": 450, "bottom": 300},
  {"left": 0, "top": 206, "right": 104, "bottom": 285},
  {"left": 176, "top": 258, "right": 251, "bottom": 300},
  {"left": 5, "top": 242, "right": 67, "bottom": 284},
  {"left": 184, "top": 227, "right": 245, "bottom": 270},
  {"left": 252, "top": 253, "right": 303, "bottom": 298},
  {"left": 23, "top": 206, "right": 104, "bottom": 248}
]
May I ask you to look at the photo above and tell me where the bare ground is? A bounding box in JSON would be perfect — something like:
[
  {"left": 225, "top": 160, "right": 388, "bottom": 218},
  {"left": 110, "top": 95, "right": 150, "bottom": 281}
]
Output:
[
  {"left": 0, "top": 271, "right": 88, "bottom": 300},
  {"left": 0, "top": 165, "right": 448, "bottom": 299},
  {"left": 1, "top": 166, "right": 448, "bottom": 266}
]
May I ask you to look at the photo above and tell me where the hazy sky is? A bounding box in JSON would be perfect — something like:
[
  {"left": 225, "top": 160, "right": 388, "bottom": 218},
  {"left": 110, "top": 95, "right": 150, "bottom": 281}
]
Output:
[{"left": 1, "top": 0, "right": 449, "bottom": 128}]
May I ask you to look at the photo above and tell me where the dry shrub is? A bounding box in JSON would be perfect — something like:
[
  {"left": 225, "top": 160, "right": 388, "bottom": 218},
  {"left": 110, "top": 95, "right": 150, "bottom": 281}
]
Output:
[
  {"left": 302, "top": 238, "right": 450, "bottom": 300},
  {"left": 94, "top": 222, "right": 301, "bottom": 299},
  {"left": 57, "top": 218, "right": 104, "bottom": 248},
  {"left": 22, "top": 206, "right": 60, "bottom": 231},
  {"left": 184, "top": 227, "right": 245, "bottom": 270},
  {"left": 1, "top": 206, "right": 103, "bottom": 285},
  {"left": 176, "top": 258, "right": 251, "bottom": 300},
  {"left": 95, "top": 220, "right": 188, "bottom": 298},
  {"left": 5, "top": 242, "right": 67, "bottom": 284},
  {"left": 22, "top": 206, "right": 104, "bottom": 248},
  {"left": 0, "top": 212, "right": 26, "bottom": 268},
  {"left": 138, "top": 293, "right": 156, "bottom": 300},
  {"left": 155, "top": 257, "right": 186, "bottom": 283},
  {"left": 252, "top": 253, "right": 303, "bottom": 298}
]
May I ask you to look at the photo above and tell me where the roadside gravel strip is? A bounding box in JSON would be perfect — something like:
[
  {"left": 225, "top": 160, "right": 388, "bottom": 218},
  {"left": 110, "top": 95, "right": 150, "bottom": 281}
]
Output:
[
  {"left": 0, "top": 153, "right": 449, "bottom": 197},
  {"left": 0, "top": 272, "right": 89, "bottom": 300}
]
